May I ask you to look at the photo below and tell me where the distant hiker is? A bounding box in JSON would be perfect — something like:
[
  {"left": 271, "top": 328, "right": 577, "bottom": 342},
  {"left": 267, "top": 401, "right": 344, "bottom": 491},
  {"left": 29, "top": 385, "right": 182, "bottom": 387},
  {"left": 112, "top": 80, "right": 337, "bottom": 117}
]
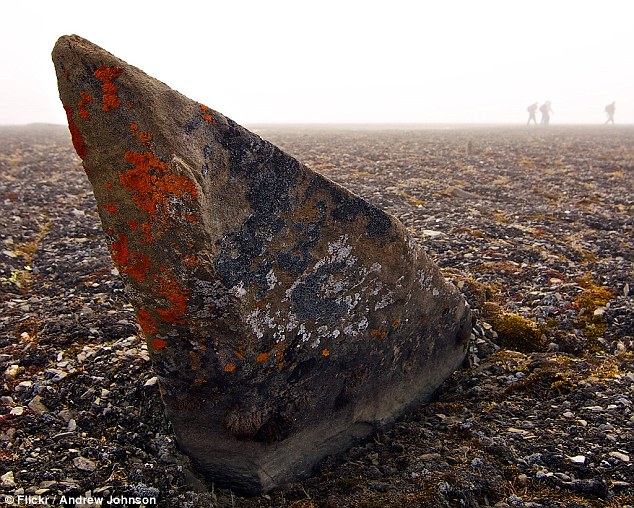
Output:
[
  {"left": 540, "top": 101, "right": 553, "bottom": 126},
  {"left": 605, "top": 101, "right": 615, "bottom": 124},
  {"left": 527, "top": 103, "right": 538, "bottom": 125}
]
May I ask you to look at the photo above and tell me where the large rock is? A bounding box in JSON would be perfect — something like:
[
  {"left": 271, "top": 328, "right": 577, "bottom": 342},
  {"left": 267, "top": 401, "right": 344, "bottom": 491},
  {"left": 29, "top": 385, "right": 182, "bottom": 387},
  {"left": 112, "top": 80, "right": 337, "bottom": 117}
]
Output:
[{"left": 52, "top": 35, "right": 472, "bottom": 493}]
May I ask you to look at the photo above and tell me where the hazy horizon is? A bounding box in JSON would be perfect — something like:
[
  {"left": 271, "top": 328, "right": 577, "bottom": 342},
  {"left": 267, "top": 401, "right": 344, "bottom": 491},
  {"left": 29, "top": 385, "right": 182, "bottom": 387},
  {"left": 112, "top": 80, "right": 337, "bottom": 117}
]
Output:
[
  {"left": 3, "top": 121, "right": 634, "bottom": 129},
  {"left": 2, "top": 1, "right": 633, "bottom": 126}
]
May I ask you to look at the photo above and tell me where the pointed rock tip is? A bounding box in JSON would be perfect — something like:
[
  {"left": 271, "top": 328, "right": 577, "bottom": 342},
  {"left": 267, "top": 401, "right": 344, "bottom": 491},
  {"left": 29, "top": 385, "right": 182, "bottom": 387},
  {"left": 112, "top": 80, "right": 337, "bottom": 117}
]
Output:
[
  {"left": 52, "top": 34, "right": 125, "bottom": 74},
  {"left": 53, "top": 34, "right": 108, "bottom": 56}
]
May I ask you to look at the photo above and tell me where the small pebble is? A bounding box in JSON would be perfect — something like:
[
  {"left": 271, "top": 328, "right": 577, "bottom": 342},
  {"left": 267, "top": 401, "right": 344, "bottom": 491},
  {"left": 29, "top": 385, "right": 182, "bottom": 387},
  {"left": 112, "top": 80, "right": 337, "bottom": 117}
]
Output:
[
  {"left": 28, "top": 395, "right": 48, "bottom": 415},
  {"left": 4, "top": 364, "right": 20, "bottom": 381},
  {"left": 609, "top": 451, "right": 630, "bottom": 462},
  {"left": 14, "top": 380, "right": 32, "bottom": 392},
  {"left": 1, "top": 471, "right": 16, "bottom": 488},
  {"left": 471, "top": 457, "right": 485, "bottom": 468},
  {"left": 73, "top": 456, "right": 97, "bottom": 472}
]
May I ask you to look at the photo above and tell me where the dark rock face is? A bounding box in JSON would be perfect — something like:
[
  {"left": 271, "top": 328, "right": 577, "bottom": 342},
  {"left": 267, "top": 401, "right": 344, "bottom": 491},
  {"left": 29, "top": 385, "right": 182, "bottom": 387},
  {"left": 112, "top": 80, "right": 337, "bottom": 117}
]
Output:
[{"left": 52, "top": 35, "right": 472, "bottom": 493}]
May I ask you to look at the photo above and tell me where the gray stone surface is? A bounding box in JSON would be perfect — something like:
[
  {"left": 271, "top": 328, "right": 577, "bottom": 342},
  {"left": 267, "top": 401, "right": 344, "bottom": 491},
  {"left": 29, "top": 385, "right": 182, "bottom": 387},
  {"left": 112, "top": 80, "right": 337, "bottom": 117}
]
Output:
[{"left": 52, "top": 34, "right": 472, "bottom": 493}]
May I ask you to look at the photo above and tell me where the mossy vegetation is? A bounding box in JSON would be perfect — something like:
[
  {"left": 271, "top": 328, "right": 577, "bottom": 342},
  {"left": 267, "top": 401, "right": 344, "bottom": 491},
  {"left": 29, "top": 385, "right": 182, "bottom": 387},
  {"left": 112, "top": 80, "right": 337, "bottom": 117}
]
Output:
[
  {"left": 451, "top": 227, "right": 490, "bottom": 239},
  {"left": 491, "top": 313, "right": 546, "bottom": 353},
  {"left": 443, "top": 272, "right": 498, "bottom": 313},
  {"left": 1, "top": 218, "right": 51, "bottom": 291},
  {"left": 574, "top": 277, "right": 613, "bottom": 314},
  {"left": 471, "top": 261, "right": 522, "bottom": 274},
  {"left": 517, "top": 156, "right": 536, "bottom": 169},
  {"left": 288, "top": 500, "right": 318, "bottom": 508},
  {"left": 573, "top": 276, "right": 614, "bottom": 344},
  {"left": 501, "top": 355, "right": 579, "bottom": 398},
  {"left": 399, "top": 192, "right": 425, "bottom": 207},
  {"left": 0, "top": 154, "right": 22, "bottom": 170},
  {"left": 443, "top": 272, "right": 547, "bottom": 354}
]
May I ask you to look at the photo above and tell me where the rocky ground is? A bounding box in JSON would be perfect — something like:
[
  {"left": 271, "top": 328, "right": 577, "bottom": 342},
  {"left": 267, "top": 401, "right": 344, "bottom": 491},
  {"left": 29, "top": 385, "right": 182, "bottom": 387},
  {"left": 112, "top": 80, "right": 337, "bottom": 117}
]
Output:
[{"left": 0, "top": 124, "right": 632, "bottom": 507}]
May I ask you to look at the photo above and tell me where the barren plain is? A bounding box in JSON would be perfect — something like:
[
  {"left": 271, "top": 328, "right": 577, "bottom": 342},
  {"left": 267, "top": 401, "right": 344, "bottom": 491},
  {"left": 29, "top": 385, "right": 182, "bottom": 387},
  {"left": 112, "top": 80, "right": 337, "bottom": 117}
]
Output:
[{"left": 0, "top": 124, "right": 632, "bottom": 507}]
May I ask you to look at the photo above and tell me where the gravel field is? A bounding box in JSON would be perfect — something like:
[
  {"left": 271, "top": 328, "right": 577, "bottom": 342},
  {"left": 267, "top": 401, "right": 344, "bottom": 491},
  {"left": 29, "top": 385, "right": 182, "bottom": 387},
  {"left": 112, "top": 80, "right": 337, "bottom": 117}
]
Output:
[{"left": 0, "top": 124, "right": 632, "bottom": 507}]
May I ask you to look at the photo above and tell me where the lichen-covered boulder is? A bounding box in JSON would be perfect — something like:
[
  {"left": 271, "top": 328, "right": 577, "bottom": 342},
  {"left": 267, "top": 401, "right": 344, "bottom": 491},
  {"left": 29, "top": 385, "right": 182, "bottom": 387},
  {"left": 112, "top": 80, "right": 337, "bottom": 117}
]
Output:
[{"left": 52, "top": 34, "right": 472, "bottom": 494}]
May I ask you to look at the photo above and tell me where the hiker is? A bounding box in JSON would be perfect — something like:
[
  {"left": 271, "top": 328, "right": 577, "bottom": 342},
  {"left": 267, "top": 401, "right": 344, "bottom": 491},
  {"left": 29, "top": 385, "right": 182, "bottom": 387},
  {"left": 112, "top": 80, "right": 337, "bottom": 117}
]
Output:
[
  {"left": 540, "top": 101, "right": 553, "bottom": 126},
  {"left": 526, "top": 103, "right": 538, "bottom": 125},
  {"left": 605, "top": 101, "right": 615, "bottom": 124}
]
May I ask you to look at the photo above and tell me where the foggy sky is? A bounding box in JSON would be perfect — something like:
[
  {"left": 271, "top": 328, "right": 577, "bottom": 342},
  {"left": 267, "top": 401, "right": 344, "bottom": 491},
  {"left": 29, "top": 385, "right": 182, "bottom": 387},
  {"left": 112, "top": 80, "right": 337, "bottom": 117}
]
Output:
[{"left": 1, "top": 0, "right": 633, "bottom": 125}]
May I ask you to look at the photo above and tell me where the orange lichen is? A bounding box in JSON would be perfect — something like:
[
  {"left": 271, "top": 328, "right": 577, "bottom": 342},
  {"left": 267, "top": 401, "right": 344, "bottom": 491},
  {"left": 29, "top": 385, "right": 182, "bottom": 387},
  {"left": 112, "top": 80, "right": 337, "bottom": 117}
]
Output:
[
  {"left": 183, "top": 254, "right": 198, "bottom": 267},
  {"left": 78, "top": 91, "right": 93, "bottom": 120},
  {"left": 110, "top": 234, "right": 152, "bottom": 282},
  {"left": 155, "top": 270, "right": 188, "bottom": 323},
  {"left": 200, "top": 104, "right": 215, "bottom": 122},
  {"left": 140, "top": 222, "right": 153, "bottom": 243},
  {"left": 321, "top": 348, "right": 330, "bottom": 357},
  {"left": 371, "top": 329, "right": 388, "bottom": 340},
  {"left": 152, "top": 338, "right": 167, "bottom": 350},
  {"left": 224, "top": 362, "right": 237, "bottom": 373},
  {"left": 139, "top": 131, "right": 153, "bottom": 145},
  {"left": 130, "top": 123, "right": 153, "bottom": 145},
  {"left": 137, "top": 308, "right": 158, "bottom": 336},
  {"left": 125, "top": 253, "right": 152, "bottom": 282},
  {"left": 94, "top": 65, "right": 123, "bottom": 112},
  {"left": 119, "top": 146, "right": 198, "bottom": 231},
  {"left": 392, "top": 318, "right": 401, "bottom": 329},
  {"left": 274, "top": 341, "right": 288, "bottom": 366},
  {"left": 110, "top": 235, "right": 130, "bottom": 267},
  {"left": 235, "top": 351, "right": 245, "bottom": 361},
  {"left": 189, "top": 351, "right": 201, "bottom": 371},
  {"left": 63, "top": 105, "right": 87, "bottom": 160},
  {"left": 256, "top": 352, "right": 269, "bottom": 363},
  {"left": 103, "top": 204, "right": 117, "bottom": 214}
]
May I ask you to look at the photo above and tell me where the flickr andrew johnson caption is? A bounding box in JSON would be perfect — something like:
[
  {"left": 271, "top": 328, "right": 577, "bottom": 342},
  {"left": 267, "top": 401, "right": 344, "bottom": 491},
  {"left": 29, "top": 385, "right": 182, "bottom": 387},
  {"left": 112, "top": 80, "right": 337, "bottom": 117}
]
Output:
[{"left": 3, "top": 493, "right": 158, "bottom": 507}]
